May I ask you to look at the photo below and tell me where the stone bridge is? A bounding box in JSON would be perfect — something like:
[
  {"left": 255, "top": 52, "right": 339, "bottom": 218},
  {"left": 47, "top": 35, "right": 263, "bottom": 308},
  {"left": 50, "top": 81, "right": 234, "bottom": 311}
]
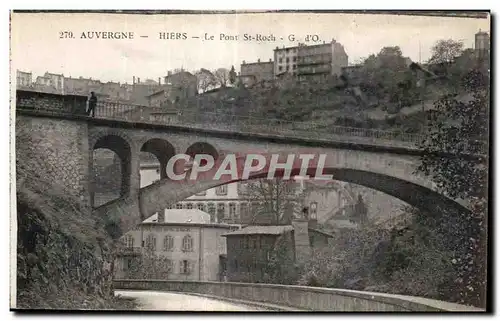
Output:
[{"left": 16, "top": 90, "right": 480, "bottom": 237}]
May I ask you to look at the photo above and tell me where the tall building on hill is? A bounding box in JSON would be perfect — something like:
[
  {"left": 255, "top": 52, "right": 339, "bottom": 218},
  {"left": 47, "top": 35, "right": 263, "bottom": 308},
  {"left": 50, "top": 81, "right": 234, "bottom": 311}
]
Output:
[{"left": 273, "top": 39, "right": 348, "bottom": 82}]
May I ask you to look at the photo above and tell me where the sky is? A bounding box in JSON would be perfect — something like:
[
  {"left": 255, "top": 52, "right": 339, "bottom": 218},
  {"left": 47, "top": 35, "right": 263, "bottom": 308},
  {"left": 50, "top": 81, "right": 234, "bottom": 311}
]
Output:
[{"left": 10, "top": 12, "right": 490, "bottom": 84}]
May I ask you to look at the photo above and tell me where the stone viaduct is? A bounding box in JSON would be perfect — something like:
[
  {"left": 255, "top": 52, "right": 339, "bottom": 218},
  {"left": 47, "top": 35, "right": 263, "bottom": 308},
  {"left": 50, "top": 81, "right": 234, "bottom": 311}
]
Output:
[{"left": 16, "top": 91, "right": 478, "bottom": 238}]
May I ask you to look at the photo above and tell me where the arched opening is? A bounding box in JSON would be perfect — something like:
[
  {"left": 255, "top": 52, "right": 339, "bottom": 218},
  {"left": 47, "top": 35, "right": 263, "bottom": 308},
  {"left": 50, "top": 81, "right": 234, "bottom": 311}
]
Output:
[
  {"left": 139, "top": 138, "right": 176, "bottom": 187},
  {"left": 92, "top": 135, "right": 131, "bottom": 207},
  {"left": 185, "top": 142, "right": 219, "bottom": 167}
]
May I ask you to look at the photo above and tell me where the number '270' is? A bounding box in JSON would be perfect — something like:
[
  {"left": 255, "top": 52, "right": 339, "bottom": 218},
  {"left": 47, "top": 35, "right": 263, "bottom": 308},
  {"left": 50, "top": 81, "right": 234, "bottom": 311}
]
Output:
[{"left": 59, "top": 31, "right": 74, "bottom": 39}]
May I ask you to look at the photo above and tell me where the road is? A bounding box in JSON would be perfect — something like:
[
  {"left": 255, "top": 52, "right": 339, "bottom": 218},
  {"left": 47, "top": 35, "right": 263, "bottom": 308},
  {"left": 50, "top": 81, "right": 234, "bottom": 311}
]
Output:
[{"left": 114, "top": 290, "right": 267, "bottom": 311}]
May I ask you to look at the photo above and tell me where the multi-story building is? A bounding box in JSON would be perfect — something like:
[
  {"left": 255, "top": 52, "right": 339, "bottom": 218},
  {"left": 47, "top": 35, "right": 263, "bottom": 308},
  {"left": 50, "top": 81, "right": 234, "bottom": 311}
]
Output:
[
  {"left": 297, "top": 39, "right": 349, "bottom": 82},
  {"left": 274, "top": 40, "right": 348, "bottom": 82},
  {"left": 36, "top": 72, "right": 65, "bottom": 94},
  {"left": 222, "top": 218, "right": 333, "bottom": 283},
  {"left": 115, "top": 210, "right": 240, "bottom": 281},
  {"left": 239, "top": 59, "right": 274, "bottom": 86},
  {"left": 16, "top": 70, "right": 32, "bottom": 88},
  {"left": 273, "top": 45, "right": 299, "bottom": 77}
]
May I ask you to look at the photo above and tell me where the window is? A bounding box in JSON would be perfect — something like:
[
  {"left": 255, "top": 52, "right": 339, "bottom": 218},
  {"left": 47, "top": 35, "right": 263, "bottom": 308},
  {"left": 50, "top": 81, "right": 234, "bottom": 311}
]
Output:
[
  {"left": 175, "top": 203, "right": 183, "bottom": 209},
  {"left": 293, "top": 56, "right": 297, "bottom": 62},
  {"left": 278, "top": 66, "right": 283, "bottom": 72},
  {"left": 229, "top": 203, "right": 236, "bottom": 219},
  {"left": 234, "top": 260, "right": 238, "bottom": 271},
  {"left": 145, "top": 234, "right": 156, "bottom": 251},
  {"left": 240, "top": 203, "right": 248, "bottom": 218},
  {"left": 195, "top": 190, "right": 207, "bottom": 196},
  {"left": 186, "top": 203, "right": 193, "bottom": 210},
  {"left": 293, "top": 64, "right": 297, "bottom": 69},
  {"left": 166, "top": 203, "right": 173, "bottom": 209},
  {"left": 197, "top": 203, "right": 206, "bottom": 212},
  {"left": 207, "top": 203, "right": 216, "bottom": 222},
  {"left": 166, "top": 259, "right": 174, "bottom": 273},
  {"left": 286, "top": 57, "right": 290, "bottom": 63},
  {"left": 217, "top": 203, "right": 225, "bottom": 221},
  {"left": 163, "top": 235, "right": 174, "bottom": 251},
  {"left": 125, "top": 235, "right": 134, "bottom": 248},
  {"left": 252, "top": 237, "right": 258, "bottom": 249},
  {"left": 278, "top": 58, "right": 283, "bottom": 63},
  {"left": 216, "top": 185, "right": 227, "bottom": 196},
  {"left": 286, "top": 66, "right": 290, "bottom": 71},
  {"left": 180, "top": 260, "right": 191, "bottom": 274},
  {"left": 182, "top": 235, "right": 193, "bottom": 252},
  {"left": 243, "top": 236, "right": 249, "bottom": 249}
]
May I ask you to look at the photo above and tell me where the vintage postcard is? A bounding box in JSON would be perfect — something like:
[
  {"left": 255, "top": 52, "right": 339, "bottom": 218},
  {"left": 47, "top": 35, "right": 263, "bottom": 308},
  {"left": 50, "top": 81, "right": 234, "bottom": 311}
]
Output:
[{"left": 10, "top": 10, "right": 490, "bottom": 312}]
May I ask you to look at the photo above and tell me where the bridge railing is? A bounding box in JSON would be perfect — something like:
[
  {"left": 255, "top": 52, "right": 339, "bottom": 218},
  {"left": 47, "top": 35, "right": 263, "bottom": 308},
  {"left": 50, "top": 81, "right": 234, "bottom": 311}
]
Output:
[
  {"left": 15, "top": 92, "right": 487, "bottom": 154},
  {"left": 113, "top": 279, "right": 484, "bottom": 312},
  {"left": 93, "top": 103, "right": 426, "bottom": 145}
]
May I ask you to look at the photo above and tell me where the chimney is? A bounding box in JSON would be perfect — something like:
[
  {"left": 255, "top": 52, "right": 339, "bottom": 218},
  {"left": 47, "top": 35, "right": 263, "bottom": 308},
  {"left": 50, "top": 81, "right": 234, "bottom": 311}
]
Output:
[
  {"left": 292, "top": 217, "right": 311, "bottom": 264},
  {"left": 258, "top": 58, "right": 260, "bottom": 63},
  {"left": 269, "top": 58, "right": 272, "bottom": 62},
  {"left": 168, "top": 71, "right": 172, "bottom": 76},
  {"left": 157, "top": 210, "right": 165, "bottom": 223},
  {"left": 158, "top": 77, "right": 161, "bottom": 85},
  {"left": 242, "top": 60, "right": 246, "bottom": 64}
]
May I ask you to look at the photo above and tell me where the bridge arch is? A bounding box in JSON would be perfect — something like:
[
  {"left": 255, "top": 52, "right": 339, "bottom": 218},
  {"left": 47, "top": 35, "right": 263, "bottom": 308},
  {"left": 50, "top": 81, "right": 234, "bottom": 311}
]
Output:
[
  {"left": 140, "top": 138, "right": 176, "bottom": 179},
  {"left": 139, "top": 166, "right": 471, "bottom": 220},
  {"left": 185, "top": 142, "right": 219, "bottom": 159},
  {"left": 92, "top": 134, "right": 132, "bottom": 206}
]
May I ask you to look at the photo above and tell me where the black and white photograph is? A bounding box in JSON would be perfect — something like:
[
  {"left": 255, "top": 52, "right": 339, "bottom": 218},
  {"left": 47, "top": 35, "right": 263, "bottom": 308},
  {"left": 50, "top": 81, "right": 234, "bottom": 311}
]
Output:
[{"left": 9, "top": 10, "right": 491, "bottom": 312}]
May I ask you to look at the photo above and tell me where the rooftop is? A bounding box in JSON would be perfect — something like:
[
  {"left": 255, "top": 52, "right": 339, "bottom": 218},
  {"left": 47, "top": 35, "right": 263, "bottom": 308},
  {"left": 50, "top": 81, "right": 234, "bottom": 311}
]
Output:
[
  {"left": 142, "top": 209, "right": 211, "bottom": 224},
  {"left": 222, "top": 225, "right": 294, "bottom": 236}
]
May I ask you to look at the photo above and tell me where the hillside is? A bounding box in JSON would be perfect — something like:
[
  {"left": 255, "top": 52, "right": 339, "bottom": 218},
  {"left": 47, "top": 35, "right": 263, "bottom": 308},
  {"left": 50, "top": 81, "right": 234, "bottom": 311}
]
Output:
[{"left": 182, "top": 77, "right": 452, "bottom": 133}]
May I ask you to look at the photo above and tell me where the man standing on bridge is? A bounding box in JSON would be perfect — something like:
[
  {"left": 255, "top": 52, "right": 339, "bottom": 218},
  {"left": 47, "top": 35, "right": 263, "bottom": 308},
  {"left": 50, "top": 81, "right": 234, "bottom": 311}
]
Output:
[{"left": 87, "top": 91, "right": 97, "bottom": 117}]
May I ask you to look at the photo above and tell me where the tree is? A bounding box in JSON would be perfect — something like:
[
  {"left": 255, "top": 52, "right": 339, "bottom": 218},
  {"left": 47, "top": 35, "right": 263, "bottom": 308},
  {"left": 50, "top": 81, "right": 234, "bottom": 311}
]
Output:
[
  {"left": 229, "top": 65, "right": 237, "bottom": 85},
  {"left": 239, "top": 179, "right": 306, "bottom": 225},
  {"left": 126, "top": 243, "right": 172, "bottom": 280},
  {"left": 358, "top": 46, "right": 415, "bottom": 109},
  {"left": 417, "top": 66, "right": 489, "bottom": 308},
  {"left": 428, "top": 39, "right": 464, "bottom": 64},
  {"left": 214, "top": 68, "right": 230, "bottom": 88},
  {"left": 194, "top": 68, "right": 217, "bottom": 93}
]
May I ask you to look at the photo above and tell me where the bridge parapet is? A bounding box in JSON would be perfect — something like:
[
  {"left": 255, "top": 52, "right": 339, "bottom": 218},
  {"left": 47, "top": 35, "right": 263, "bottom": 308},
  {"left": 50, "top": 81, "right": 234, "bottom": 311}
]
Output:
[
  {"left": 15, "top": 90, "right": 487, "bottom": 155},
  {"left": 113, "top": 279, "right": 484, "bottom": 312}
]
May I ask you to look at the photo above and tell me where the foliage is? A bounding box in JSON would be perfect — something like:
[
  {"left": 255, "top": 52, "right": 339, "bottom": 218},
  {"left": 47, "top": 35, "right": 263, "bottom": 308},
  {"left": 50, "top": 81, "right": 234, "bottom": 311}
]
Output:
[
  {"left": 262, "top": 234, "right": 300, "bottom": 285},
  {"left": 428, "top": 39, "right": 465, "bottom": 64},
  {"left": 16, "top": 157, "right": 134, "bottom": 309},
  {"left": 416, "top": 65, "right": 489, "bottom": 308},
  {"left": 239, "top": 179, "right": 306, "bottom": 225},
  {"left": 124, "top": 245, "right": 173, "bottom": 280},
  {"left": 194, "top": 68, "right": 218, "bottom": 93},
  {"left": 214, "top": 68, "right": 230, "bottom": 88}
]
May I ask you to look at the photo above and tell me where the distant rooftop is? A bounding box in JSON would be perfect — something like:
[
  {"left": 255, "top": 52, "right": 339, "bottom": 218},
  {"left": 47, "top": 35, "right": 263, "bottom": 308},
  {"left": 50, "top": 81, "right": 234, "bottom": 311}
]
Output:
[{"left": 142, "top": 209, "right": 211, "bottom": 224}]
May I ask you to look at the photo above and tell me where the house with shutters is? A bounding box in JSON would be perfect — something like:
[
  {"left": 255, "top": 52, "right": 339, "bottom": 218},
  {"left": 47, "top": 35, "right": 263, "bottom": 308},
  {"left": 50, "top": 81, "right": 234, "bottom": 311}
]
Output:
[{"left": 114, "top": 209, "right": 240, "bottom": 281}]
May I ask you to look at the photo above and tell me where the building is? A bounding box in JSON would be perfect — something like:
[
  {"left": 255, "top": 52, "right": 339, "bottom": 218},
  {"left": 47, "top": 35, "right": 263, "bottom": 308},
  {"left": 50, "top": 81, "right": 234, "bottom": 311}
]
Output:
[
  {"left": 222, "top": 218, "right": 334, "bottom": 283},
  {"left": 297, "top": 39, "right": 349, "bottom": 82},
  {"left": 240, "top": 59, "right": 274, "bottom": 85},
  {"left": 475, "top": 30, "right": 490, "bottom": 51},
  {"left": 164, "top": 70, "right": 198, "bottom": 99},
  {"left": 16, "top": 70, "right": 32, "bottom": 88},
  {"left": 35, "top": 72, "right": 65, "bottom": 94},
  {"left": 114, "top": 210, "right": 240, "bottom": 281},
  {"left": 273, "top": 39, "right": 348, "bottom": 82},
  {"left": 273, "top": 45, "right": 299, "bottom": 77}
]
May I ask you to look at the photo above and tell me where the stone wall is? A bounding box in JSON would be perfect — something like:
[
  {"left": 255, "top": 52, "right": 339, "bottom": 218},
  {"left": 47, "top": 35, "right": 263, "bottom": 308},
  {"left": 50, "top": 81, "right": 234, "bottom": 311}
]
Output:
[
  {"left": 16, "top": 90, "right": 88, "bottom": 115},
  {"left": 16, "top": 115, "right": 91, "bottom": 208},
  {"left": 113, "top": 279, "right": 483, "bottom": 311}
]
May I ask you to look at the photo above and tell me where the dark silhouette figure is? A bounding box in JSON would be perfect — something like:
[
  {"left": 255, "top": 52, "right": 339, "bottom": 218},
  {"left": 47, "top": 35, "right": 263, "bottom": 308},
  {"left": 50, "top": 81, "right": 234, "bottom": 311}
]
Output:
[{"left": 87, "top": 92, "right": 97, "bottom": 117}]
